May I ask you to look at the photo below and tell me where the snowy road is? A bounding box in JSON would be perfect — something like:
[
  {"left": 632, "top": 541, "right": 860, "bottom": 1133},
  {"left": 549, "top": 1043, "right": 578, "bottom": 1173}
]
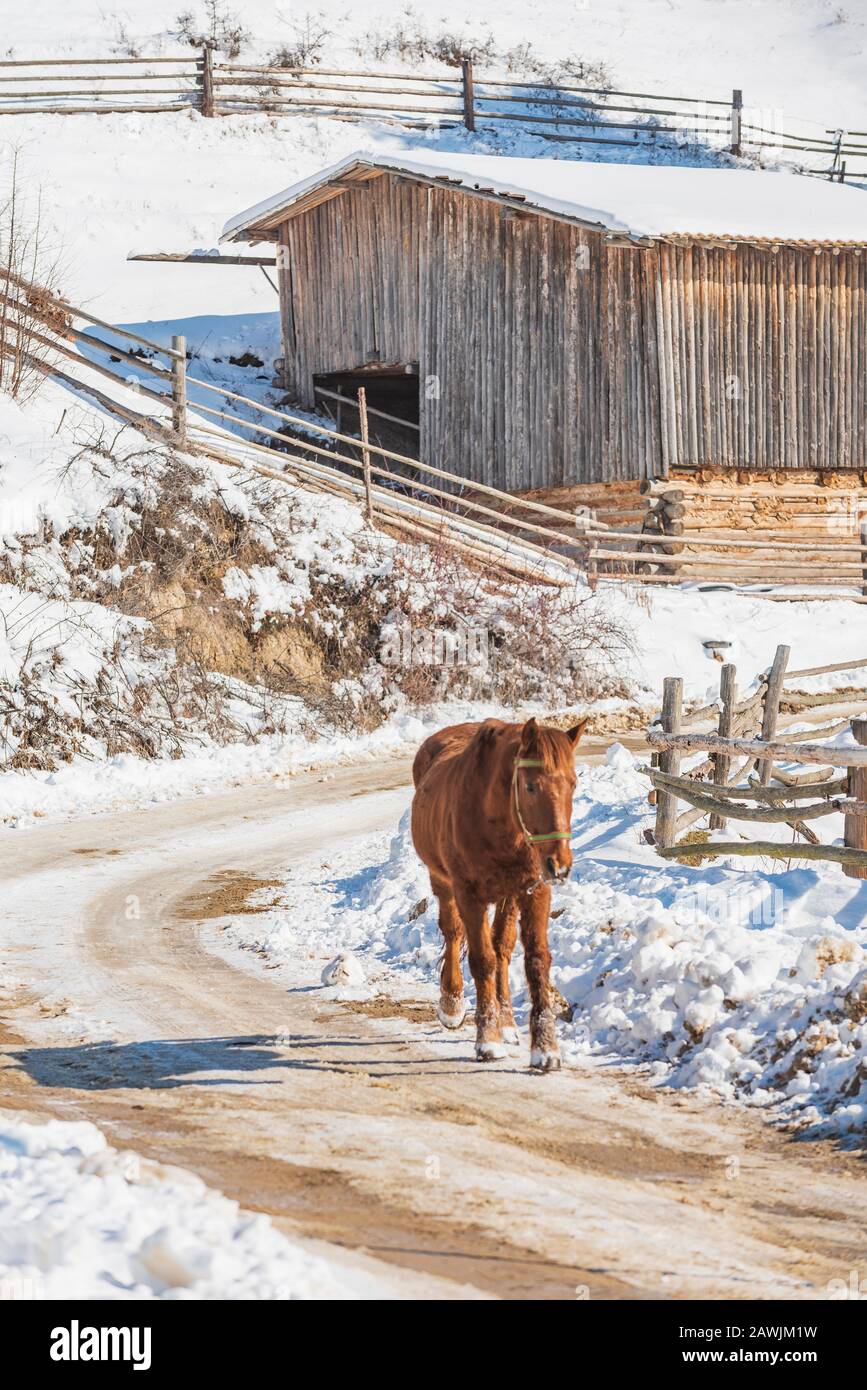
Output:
[{"left": 1, "top": 755, "right": 867, "bottom": 1300}]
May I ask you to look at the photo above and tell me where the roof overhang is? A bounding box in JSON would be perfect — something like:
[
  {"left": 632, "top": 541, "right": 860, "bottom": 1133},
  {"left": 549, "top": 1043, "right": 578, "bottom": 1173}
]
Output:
[
  {"left": 220, "top": 154, "right": 653, "bottom": 247},
  {"left": 221, "top": 152, "right": 867, "bottom": 252}
]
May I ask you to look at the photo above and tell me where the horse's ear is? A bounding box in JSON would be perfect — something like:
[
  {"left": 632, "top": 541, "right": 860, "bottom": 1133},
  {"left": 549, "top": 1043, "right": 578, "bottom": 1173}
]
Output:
[
  {"left": 519, "top": 717, "right": 538, "bottom": 753},
  {"left": 566, "top": 718, "right": 589, "bottom": 748},
  {"left": 473, "top": 720, "right": 498, "bottom": 756}
]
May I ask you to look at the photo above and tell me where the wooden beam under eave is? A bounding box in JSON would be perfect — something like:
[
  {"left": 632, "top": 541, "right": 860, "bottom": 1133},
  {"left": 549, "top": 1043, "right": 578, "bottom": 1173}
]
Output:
[
  {"left": 239, "top": 168, "right": 385, "bottom": 238},
  {"left": 127, "top": 252, "right": 278, "bottom": 265}
]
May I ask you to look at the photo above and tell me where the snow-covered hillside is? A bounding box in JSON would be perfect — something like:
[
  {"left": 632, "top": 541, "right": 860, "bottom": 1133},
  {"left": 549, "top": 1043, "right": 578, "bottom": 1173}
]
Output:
[
  {"left": 0, "top": 0, "right": 863, "bottom": 820},
  {"left": 2, "top": 0, "right": 864, "bottom": 128},
  {"left": 0, "top": 2, "right": 860, "bottom": 329},
  {"left": 0, "top": 364, "right": 865, "bottom": 827}
]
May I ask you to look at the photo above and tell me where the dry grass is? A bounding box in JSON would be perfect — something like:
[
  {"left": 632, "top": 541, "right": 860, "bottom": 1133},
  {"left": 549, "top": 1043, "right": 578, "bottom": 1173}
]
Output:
[{"left": 671, "top": 830, "right": 714, "bottom": 865}]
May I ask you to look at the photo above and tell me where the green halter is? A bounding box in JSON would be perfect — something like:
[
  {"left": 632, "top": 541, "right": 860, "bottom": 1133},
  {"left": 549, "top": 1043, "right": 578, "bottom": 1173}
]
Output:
[{"left": 512, "top": 757, "right": 572, "bottom": 845}]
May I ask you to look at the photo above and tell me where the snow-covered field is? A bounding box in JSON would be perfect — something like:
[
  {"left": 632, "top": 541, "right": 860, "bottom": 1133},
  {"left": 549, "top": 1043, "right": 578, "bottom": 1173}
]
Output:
[
  {"left": 220, "top": 741, "right": 867, "bottom": 1141},
  {"left": 2, "top": 0, "right": 863, "bottom": 129}
]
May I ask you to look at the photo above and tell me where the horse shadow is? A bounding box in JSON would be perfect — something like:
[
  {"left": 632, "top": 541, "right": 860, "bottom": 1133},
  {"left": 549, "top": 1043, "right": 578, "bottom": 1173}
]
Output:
[
  {"left": 4, "top": 1030, "right": 497, "bottom": 1091},
  {"left": 6, "top": 1034, "right": 294, "bottom": 1091}
]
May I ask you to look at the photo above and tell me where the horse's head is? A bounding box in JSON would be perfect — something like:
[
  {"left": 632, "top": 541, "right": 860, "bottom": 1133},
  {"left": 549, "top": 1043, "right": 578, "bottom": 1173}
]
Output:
[{"left": 513, "top": 717, "right": 587, "bottom": 882}]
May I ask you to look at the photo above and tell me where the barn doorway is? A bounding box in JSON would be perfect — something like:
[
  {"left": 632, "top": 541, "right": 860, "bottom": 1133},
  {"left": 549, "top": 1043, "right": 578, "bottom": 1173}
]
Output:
[{"left": 312, "top": 365, "right": 420, "bottom": 461}]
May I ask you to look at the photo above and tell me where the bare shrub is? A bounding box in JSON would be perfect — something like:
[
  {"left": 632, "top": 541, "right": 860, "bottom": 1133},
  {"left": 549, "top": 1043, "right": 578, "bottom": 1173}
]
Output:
[
  {"left": 362, "top": 538, "right": 633, "bottom": 712},
  {"left": 109, "top": 18, "right": 143, "bottom": 59},
  {"left": 0, "top": 148, "right": 66, "bottom": 403},
  {"left": 356, "top": 13, "right": 610, "bottom": 88},
  {"left": 268, "top": 13, "right": 332, "bottom": 69},
  {"left": 29, "top": 417, "right": 632, "bottom": 763},
  {"left": 360, "top": 15, "right": 497, "bottom": 67},
  {"left": 499, "top": 42, "right": 610, "bottom": 89},
  {"left": 176, "top": 1, "right": 249, "bottom": 58}
]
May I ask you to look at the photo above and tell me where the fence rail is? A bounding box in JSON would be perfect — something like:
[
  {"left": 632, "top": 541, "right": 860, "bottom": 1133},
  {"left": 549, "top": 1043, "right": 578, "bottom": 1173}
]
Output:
[
  {"left": 0, "top": 51, "right": 862, "bottom": 180},
  {"left": 582, "top": 481, "right": 867, "bottom": 603},
  {"left": 645, "top": 647, "right": 867, "bottom": 877}
]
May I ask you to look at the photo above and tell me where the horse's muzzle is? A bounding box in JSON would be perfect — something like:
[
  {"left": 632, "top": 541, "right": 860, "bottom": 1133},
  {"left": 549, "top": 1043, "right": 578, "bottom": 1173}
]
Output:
[{"left": 545, "top": 853, "right": 572, "bottom": 882}]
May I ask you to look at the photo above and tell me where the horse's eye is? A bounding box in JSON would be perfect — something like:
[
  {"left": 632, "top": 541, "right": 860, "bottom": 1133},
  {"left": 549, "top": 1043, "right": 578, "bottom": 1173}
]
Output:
[{"left": 526, "top": 781, "right": 538, "bottom": 795}]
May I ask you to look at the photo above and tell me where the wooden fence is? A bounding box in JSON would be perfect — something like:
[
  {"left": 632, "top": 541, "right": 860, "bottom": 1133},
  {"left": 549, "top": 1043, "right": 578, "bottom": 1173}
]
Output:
[
  {"left": 645, "top": 646, "right": 867, "bottom": 877},
  {"left": 3, "top": 270, "right": 867, "bottom": 599},
  {"left": 0, "top": 52, "right": 863, "bottom": 181},
  {"left": 0, "top": 268, "right": 590, "bottom": 588},
  {"left": 581, "top": 481, "right": 867, "bottom": 602}
]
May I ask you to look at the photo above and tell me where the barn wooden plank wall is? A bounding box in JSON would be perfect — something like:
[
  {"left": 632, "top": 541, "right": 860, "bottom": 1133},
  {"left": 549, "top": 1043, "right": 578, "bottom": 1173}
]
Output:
[
  {"left": 654, "top": 242, "right": 867, "bottom": 473},
  {"left": 275, "top": 172, "right": 866, "bottom": 489}
]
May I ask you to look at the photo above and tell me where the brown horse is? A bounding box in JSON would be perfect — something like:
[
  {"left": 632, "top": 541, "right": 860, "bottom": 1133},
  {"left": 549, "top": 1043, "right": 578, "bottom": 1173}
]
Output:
[{"left": 411, "top": 716, "right": 587, "bottom": 1071}]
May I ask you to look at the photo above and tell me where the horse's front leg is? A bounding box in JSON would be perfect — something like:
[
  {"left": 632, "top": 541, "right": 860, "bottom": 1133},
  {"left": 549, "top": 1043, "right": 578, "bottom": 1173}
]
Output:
[
  {"left": 431, "top": 874, "right": 467, "bottom": 1029},
  {"left": 520, "top": 885, "right": 560, "bottom": 1072},
  {"left": 455, "top": 888, "right": 503, "bottom": 1061},
  {"left": 492, "top": 896, "right": 519, "bottom": 1045}
]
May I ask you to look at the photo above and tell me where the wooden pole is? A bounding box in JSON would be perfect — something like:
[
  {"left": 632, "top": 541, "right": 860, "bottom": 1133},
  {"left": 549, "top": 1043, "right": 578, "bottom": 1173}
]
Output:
[
  {"left": 587, "top": 546, "right": 598, "bottom": 590},
  {"left": 710, "top": 664, "right": 737, "bottom": 828},
  {"left": 646, "top": 730, "right": 867, "bottom": 769},
  {"left": 357, "top": 386, "right": 374, "bottom": 522},
  {"left": 171, "top": 334, "right": 187, "bottom": 445},
  {"left": 461, "top": 58, "right": 475, "bottom": 131},
  {"left": 730, "top": 88, "right": 742, "bottom": 155},
  {"left": 658, "top": 841, "right": 867, "bottom": 869},
  {"left": 861, "top": 520, "right": 867, "bottom": 597},
  {"left": 200, "top": 45, "right": 215, "bottom": 117},
  {"left": 654, "top": 677, "right": 683, "bottom": 848},
  {"left": 758, "top": 644, "right": 790, "bottom": 784},
  {"left": 844, "top": 719, "right": 867, "bottom": 879}
]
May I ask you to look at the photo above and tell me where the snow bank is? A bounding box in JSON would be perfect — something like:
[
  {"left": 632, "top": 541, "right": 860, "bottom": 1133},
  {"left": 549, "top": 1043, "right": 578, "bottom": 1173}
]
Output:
[
  {"left": 0, "top": 1111, "right": 387, "bottom": 1299},
  {"left": 226, "top": 744, "right": 867, "bottom": 1137}
]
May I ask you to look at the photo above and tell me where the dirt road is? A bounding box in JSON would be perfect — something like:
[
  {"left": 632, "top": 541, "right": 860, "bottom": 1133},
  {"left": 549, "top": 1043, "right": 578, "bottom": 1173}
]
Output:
[{"left": 1, "top": 747, "right": 866, "bottom": 1300}]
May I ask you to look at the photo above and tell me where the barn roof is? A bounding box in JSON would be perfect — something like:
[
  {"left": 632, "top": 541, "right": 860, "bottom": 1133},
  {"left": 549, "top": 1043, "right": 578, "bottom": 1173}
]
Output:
[{"left": 222, "top": 151, "right": 867, "bottom": 248}]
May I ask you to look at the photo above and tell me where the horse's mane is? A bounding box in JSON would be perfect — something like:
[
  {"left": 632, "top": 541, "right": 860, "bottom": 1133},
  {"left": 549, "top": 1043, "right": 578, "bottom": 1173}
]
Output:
[
  {"left": 523, "top": 723, "right": 573, "bottom": 772},
  {"left": 469, "top": 719, "right": 573, "bottom": 775}
]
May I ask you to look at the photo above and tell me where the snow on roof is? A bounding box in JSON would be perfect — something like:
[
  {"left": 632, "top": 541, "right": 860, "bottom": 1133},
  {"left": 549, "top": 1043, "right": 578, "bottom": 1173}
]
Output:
[{"left": 222, "top": 151, "right": 867, "bottom": 246}]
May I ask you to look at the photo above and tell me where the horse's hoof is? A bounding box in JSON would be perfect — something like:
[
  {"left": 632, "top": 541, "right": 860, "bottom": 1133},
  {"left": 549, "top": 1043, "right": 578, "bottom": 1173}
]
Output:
[
  {"left": 500, "top": 1026, "right": 520, "bottom": 1046},
  {"left": 476, "top": 1041, "right": 507, "bottom": 1061},
  {"left": 437, "top": 998, "right": 467, "bottom": 1030},
  {"left": 530, "top": 1049, "right": 562, "bottom": 1072}
]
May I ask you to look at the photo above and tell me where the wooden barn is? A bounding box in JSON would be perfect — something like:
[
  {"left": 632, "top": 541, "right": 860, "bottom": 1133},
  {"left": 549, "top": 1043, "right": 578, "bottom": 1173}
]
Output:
[{"left": 222, "top": 153, "right": 867, "bottom": 504}]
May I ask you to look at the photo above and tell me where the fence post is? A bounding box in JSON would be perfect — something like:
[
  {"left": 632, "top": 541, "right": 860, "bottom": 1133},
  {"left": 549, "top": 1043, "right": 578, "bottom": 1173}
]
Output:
[
  {"left": 654, "top": 676, "right": 683, "bottom": 848},
  {"left": 199, "top": 45, "right": 215, "bottom": 117},
  {"left": 758, "top": 643, "right": 790, "bottom": 785},
  {"left": 357, "top": 386, "right": 374, "bottom": 522},
  {"left": 709, "top": 663, "right": 737, "bottom": 829},
  {"left": 843, "top": 720, "right": 867, "bottom": 880},
  {"left": 461, "top": 57, "right": 475, "bottom": 131},
  {"left": 860, "top": 519, "right": 867, "bottom": 597},
  {"left": 830, "top": 129, "right": 843, "bottom": 178},
  {"left": 730, "top": 88, "right": 742, "bottom": 156},
  {"left": 171, "top": 334, "right": 187, "bottom": 445}
]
